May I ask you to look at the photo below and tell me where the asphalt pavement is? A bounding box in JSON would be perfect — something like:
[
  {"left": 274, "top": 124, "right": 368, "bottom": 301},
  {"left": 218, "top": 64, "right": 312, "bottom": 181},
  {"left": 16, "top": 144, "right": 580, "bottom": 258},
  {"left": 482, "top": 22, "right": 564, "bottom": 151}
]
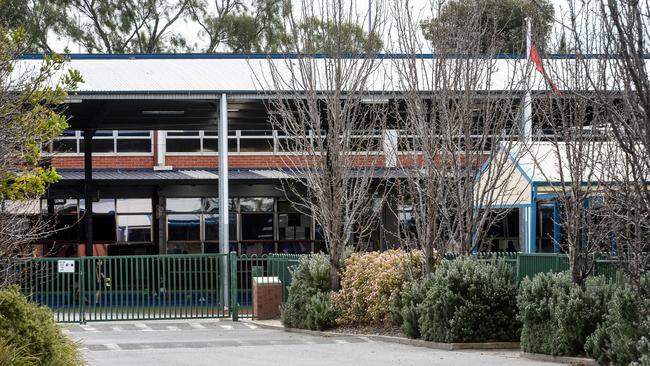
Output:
[{"left": 64, "top": 319, "right": 564, "bottom": 366}]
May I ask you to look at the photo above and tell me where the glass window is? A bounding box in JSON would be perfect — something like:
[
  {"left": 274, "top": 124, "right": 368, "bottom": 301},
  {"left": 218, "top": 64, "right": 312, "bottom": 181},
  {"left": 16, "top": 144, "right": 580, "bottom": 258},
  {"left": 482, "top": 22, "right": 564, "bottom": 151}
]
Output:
[
  {"left": 167, "top": 243, "right": 202, "bottom": 254},
  {"left": 202, "top": 198, "right": 236, "bottom": 213},
  {"left": 240, "top": 214, "right": 274, "bottom": 240},
  {"left": 52, "top": 139, "right": 77, "bottom": 153},
  {"left": 117, "top": 139, "right": 151, "bottom": 153},
  {"left": 116, "top": 199, "right": 152, "bottom": 213},
  {"left": 118, "top": 215, "right": 152, "bottom": 242},
  {"left": 167, "top": 198, "right": 201, "bottom": 213},
  {"left": 204, "top": 213, "right": 237, "bottom": 241},
  {"left": 167, "top": 138, "right": 201, "bottom": 153},
  {"left": 239, "top": 138, "right": 273, "bottom": 152},
  {"left": 80, "top": 199, "right": 115, "bottom": 214},
  {"left": 240, "top": 197, "right": 273, "bottom": 213},
  {"left": 278, "top": 213, "right": 311, "bottom": 240},
  {"left": 167, "top": 214, "right": 201, "bottom": 241}
]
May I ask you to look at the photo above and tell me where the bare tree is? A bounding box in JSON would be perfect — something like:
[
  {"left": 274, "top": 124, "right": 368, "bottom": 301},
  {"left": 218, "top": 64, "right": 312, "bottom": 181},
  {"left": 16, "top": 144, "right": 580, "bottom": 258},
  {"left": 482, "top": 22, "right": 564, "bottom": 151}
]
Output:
[
  {"left": 557, "top": 0, "right": 650, "bottom": 288},
  {"left": 253, "top": 0, "right": 387, "bottom": 290},
  {"left": 390, "top": 0, "right": 529, "bottom": 271}
]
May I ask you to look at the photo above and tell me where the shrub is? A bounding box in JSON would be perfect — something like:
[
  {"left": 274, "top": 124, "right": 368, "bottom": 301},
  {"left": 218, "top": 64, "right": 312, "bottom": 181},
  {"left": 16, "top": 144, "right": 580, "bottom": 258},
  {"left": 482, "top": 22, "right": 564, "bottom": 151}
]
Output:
[
  {"left": 632, "top": 337, "right": 650, "bottom": 366},
  {"left": 304, "top": 292, "right": 337, "bottom": 331},
  {"left": 281, "top": 254, "right": 331, "bottom": 329},
  {"left": 517, "top": 272, "right": 613, "bottom": 356},
  {"left": 417, "top": 258, "right": 520, "bottom": 343},
  {"left": 389, "top": 278, "right": 431, "bottom": 339},
  {"left": 0, "top": 286, "right": 84, "bottom": 366},
  {"left": 332, "top": 250, "right": 425, "bottom": 324},
  {"left": 585, "top": 286, "right": 649, "bottom": 365}
]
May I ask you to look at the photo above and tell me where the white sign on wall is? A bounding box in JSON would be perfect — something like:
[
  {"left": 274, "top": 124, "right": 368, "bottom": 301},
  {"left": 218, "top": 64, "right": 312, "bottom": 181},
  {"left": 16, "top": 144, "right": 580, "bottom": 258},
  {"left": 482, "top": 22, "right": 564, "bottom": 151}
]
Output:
[{"left": 57, "top": 260, "right": 75, "bottom": 273}]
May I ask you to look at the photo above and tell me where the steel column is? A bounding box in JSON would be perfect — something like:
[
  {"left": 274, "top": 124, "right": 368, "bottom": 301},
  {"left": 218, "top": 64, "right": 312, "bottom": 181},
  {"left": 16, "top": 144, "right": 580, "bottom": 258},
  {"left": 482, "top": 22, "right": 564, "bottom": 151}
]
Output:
[{"left": 219, "top": 94, "right": 230, "bottom": 308}]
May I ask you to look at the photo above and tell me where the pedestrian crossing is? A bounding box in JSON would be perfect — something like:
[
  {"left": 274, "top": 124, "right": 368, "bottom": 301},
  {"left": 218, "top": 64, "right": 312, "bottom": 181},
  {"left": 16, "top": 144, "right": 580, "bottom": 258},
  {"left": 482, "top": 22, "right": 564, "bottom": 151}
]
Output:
[{"left": 66, "top": 320, "right": 262, "bottom": 333}]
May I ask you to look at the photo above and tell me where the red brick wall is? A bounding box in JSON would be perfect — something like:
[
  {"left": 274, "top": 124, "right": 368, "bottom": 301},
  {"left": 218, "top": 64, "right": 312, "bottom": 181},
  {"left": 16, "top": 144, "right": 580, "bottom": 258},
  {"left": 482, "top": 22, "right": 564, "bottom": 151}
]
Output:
[
  {"left": 51, "top": 154, "right": 391, "bottom": 170},
  {"left": 51, "top": 156, "right": 155, "bottom": 169}
]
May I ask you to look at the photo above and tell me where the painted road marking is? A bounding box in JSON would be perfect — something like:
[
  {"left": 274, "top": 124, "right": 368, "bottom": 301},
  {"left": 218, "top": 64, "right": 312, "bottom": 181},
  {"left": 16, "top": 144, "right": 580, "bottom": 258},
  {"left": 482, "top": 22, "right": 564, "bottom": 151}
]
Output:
[
  {"left": 104, "top": 344, "right": 121, "bottom": 351},
  {"left": 243, "top": 323, "right": 258, "bottom": 330},
  {"left": 134, "top": 323, "right": 153, "bottom": 331},
  {"left": 190, "top": 323, "right": 207, "bottom": 330},
  {"left": 334, "top": 339, "right": 349, "bottom": 344},
  {"left": 80, "top": 325, "right": 99, "bottom": 333},
  {"left": 219, "top": 325, "right": 233, "bottom": 330},
  {"left": 166, "top": 325, "right": 180, "bottom": 331},
  {"left": 111, "top": 326, "right": 124, "bottom": 332}
]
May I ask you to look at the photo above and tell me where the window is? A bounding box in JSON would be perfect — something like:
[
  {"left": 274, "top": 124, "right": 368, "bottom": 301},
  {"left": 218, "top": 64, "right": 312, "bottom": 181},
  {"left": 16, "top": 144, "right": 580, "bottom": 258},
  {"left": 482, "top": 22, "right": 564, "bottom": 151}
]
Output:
[
  {"left": 165, "top": 130, "right": 237, "bottom": 153},
  {"left": 239, "top": 130, "right": 274, "bottom": 152},
  {"left": 45, "top": 130, "right": 153, "bottom": 154},
  {"left": 116, "top": 199, "right": 152, "bottom": 242},
  {"left": 165, "top": 197, "right": 237, "bottom": 253}
]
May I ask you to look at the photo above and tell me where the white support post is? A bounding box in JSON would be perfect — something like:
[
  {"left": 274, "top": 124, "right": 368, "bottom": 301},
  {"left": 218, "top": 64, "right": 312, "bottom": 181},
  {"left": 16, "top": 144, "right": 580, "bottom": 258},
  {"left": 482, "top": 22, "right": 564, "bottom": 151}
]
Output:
[
  {"left": 383, "top": 129, "right": 399, "bottom": 168},
  {"left": 219, "top": 94, "right": 230, "bottom": 307},
  {"left": 154, "top": 130, "right": 171, "bottom": 171},
  {"left": 519, "top": 17, "right": 533, "bottom": 252}
]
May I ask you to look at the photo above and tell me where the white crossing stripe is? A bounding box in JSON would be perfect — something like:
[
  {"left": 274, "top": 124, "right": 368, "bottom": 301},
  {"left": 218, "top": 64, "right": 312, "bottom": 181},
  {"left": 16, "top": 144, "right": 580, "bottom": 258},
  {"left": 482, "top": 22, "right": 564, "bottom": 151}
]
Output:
[
  {"left": 219, "top": 325, "right": 234, "bottom": 330},
  {"left": 80, "top": 325, "right": 99, "bottom": 333},
  {"left": 190, "top": 323, "right": 207, "bottom": 330},
  {"left": 104, "top": 344, "right": 121, "bottom": 351},
  {"left": 333, "top": 339, "right": 349, "bottom": 344},
  {"left": 243, "top": 323, "right": 258, "bottom": 330},
  {"left": 358, "top": 336, "right": 375, "bottom": 343},
  {"left": 134, "top": 323, "right": 153, "bottom": 331},
  {"left": 166, "top": 326, "right": 180, "bottom": 331},
  {"left": 111, "top": 326, "right": 124, "bottom": 332}
]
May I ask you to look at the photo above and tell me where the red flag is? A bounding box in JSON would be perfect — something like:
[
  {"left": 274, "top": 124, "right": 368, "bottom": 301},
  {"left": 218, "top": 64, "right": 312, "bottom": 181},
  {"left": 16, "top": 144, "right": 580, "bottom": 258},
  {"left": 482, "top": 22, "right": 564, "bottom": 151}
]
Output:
[{"left": 530, "top": 44, "right": 562, "bottom": 96}]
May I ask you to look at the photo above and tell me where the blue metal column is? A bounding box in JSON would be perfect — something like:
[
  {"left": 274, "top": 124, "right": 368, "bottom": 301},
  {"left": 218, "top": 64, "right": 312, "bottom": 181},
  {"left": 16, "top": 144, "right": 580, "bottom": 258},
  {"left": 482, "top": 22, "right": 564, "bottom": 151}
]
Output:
[
  {"left": 529, "top": 185, "right": 538, "bottom": 253},
  {"left": 553, "top": 200, "right": 561, "bottom": 252}
]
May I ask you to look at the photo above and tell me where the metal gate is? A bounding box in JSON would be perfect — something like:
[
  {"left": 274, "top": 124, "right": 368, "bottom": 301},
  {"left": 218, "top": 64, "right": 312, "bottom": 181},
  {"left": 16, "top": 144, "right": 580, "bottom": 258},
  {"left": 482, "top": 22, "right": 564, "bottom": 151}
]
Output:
[{"left": 13, "top": 253, "right": 300, "bottom": 323}]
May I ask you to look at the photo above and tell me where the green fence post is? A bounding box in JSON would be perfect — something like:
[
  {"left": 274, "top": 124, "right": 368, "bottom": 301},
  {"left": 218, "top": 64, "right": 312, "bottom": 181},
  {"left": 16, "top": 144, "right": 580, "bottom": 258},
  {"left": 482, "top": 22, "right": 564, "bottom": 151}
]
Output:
[
  {"left": 229, "top": 252, "right": 238, "bottom": 321},
  {"left": 79, "top": 258, "right": 85, "bottom": 324}
]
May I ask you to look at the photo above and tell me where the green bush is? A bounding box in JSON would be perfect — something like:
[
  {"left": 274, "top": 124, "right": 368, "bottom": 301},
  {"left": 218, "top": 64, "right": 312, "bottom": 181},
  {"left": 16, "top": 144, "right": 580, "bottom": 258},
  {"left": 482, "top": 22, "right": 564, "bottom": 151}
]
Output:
[
  {"left": 332, "top": 250, "right": 425, "bottom": 324},
  {"left": 631, "top": 337, "right": 650, "bottom": 366},
  {"left": 417, "top": 258, "right": 520, "bottom": 343},
  {"left": 585, "top": 285, "right": 648, "bottom": 365},
  {"left": 517, "top": 272, "right": 613, "bottom": 356},
  {"left": 304, "top": 292, "right": 337, "bottom": 331},
  {"left": 389, "top": 278, "right": 431, "bottom": 339},
  {"left": 281, "top": 254, "right": 331, "bottom": 329},
  {"left": 0, "top": 286, "right": 84, "bottom": 366}
]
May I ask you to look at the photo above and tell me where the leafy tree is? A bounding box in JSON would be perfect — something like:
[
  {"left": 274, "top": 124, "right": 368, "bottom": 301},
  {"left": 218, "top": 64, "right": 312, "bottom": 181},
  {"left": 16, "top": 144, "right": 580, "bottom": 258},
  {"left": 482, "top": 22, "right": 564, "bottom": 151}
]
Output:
[
  {"left": 0, "top": 0, "right": 62, "bottom": 52},
  {"left": 54, "top": 0, "right": 198, "bottom": 53},
  {"left": 421, "top": 0, "right": 554, "bottom": 54},
  {"left": 0, "top": 27, "right": 81, "bottom": 270},
  {"left": 296, "top": 16, "right": 382, "bottom": 54},
  {"left": 193, "top": 0, "right": 288, "bottom": 52}
]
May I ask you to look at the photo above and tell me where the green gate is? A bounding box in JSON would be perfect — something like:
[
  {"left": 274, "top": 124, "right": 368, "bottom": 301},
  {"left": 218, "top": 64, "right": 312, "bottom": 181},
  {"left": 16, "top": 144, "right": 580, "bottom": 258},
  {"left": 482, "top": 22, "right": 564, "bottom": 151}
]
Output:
[{"left": 13, "top": 253, "right": 302, "bottom": 323}]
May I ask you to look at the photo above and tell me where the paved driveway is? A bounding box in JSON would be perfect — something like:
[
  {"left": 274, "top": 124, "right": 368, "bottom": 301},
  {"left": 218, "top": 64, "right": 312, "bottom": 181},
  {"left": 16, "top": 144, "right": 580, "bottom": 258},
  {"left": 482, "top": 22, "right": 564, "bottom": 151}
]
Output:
[{"left": 64, "top": 319, "right": 564, "bottom": 366}]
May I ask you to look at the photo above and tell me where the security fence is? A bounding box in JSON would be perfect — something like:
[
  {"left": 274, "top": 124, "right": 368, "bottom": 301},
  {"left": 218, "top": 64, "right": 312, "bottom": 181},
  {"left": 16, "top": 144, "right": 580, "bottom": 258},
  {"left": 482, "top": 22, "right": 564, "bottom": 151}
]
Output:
[{"left": 6, "top": 252, "right": 622, "bottom": 323}]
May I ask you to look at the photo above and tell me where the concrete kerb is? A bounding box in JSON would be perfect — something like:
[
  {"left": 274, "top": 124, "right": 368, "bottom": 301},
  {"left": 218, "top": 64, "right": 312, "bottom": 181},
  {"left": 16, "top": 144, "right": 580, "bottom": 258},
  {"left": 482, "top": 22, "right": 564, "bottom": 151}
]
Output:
[
  {"left": 248, "top": 320, "right": 520, "bottom": 351},
  {"left": 520, "top": 352, "right": 599, "bottom": 366}
]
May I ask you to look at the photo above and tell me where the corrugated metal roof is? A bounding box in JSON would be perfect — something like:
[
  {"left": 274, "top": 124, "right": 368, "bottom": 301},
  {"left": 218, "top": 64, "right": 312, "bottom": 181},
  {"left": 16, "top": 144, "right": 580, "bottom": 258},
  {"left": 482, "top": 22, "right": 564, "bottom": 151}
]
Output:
[{"left": 13, "top": 55, "right": 628, "bottom": 95}]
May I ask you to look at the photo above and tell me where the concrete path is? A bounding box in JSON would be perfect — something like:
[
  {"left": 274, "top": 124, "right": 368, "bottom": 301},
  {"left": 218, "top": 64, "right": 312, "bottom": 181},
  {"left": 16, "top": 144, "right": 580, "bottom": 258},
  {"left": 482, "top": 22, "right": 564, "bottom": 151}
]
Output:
[{"left": 64, "top": 319, "right": 565, "bottom": 366}]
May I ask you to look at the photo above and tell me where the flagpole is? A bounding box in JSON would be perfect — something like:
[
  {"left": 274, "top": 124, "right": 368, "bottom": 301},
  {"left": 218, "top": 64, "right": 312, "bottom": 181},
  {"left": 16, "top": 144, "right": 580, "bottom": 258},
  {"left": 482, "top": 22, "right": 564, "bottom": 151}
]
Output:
[
  {"left": 523, "top": 17, "right": 532, "bottom": 142},
  {"left": 520, "top": 17, "right": 534, "bottom": 254}
]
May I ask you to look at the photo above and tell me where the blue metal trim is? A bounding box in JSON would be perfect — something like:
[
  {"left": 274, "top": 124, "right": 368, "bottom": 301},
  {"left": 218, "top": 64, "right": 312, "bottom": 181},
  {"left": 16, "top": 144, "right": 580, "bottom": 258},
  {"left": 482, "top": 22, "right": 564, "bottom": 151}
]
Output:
[
  {"left": 553, "top": 201, "right": 561, "bottom": 253},
  {"left": 536, "top": 192, "right": 560, "bottom": 200},
  {"left": 530, "top": 185, "right": 538, "bottom": 253},
  {"left": 21, "top": 52, "right": 650, "bottom": 61}
]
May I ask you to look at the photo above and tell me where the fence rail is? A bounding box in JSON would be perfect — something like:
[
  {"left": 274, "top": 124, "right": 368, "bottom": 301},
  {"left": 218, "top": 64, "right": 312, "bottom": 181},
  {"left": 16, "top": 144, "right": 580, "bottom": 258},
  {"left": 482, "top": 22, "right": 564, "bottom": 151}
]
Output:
[{"left": 4, "top": 251, "right": 622, "bottom": 323}]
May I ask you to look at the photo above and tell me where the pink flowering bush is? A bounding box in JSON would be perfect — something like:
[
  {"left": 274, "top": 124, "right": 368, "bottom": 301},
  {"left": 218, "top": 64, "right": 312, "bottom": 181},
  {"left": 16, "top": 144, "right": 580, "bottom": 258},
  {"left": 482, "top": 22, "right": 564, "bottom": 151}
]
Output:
[{"left": 332, "top": 249, "right": 427, "bottom": 324}]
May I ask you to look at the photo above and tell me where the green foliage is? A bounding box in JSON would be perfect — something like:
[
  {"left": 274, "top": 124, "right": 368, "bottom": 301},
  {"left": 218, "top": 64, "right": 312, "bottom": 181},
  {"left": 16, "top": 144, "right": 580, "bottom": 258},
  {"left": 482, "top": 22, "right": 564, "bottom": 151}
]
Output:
[
  {"left": 0, "top": 286, "right": 84, "bottom": 366},
  {"left": 632, "top": 337, "right": 650, "bottom": 366},
  {"left": 389, "top": 279, "right": 431, "bottom": 339},
  {"left": 417, "top": 258, "right": 520, "bottom": 342},
  {"left": 297, "top": 16, "right": 383, "bottom": 54},
  {"left": 421, "top": 0, "right": 554, "bottom": 54},
  {"left": 0, "top": 28, "right": 81, "bottom": 200},
  {"left": 281, "top": 254, "right": 331, "bottom": 329},
  {"left": 332, "top": 250, "right": 424, "bottom": 324},
  {"left": 304, "top": 292, "right": 336, "bottom": 331},
  {"left": 585, "top": 286, "right": 649, "bottom": 365},
  {"left": 517, "top": 272, "right": 613, "bottom": 356}
]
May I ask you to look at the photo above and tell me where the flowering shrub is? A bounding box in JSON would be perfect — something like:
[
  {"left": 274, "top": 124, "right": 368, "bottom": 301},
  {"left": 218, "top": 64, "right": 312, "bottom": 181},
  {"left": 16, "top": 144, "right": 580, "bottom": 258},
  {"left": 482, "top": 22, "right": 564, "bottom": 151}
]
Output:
[{"left": 332, "top": 249, "right": 426, "bottom": 324}]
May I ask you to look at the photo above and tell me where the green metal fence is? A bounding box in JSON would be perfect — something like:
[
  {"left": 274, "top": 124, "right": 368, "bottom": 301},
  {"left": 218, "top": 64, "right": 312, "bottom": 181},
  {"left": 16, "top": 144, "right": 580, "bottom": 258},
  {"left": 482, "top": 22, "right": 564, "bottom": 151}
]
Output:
[{"left": 9, "top": 251, "right": 623, "bottom": 323}]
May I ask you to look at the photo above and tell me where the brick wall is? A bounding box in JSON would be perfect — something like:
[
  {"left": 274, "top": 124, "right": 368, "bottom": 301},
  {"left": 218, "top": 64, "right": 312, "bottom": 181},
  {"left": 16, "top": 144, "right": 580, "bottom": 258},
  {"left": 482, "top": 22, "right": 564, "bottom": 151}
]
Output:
[{"left": 51, "top": 156, "right": 155, "bottom": 169}]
